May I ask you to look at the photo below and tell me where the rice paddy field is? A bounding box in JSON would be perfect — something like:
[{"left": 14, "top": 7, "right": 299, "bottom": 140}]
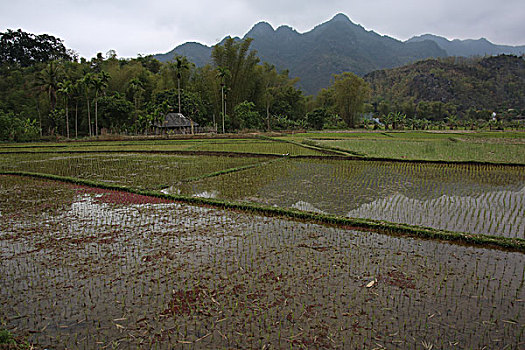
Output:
[
  {"left": 1, "top": 132, "right": 524, "bottom": 349},
  {"left": 278, "top": 131, "right": 525, "bottom": 164},
  {"left": 0, "top": 138, "right": 326, "bottom": 156},
  {"left": 172, "top": 159, "right": 525, "bottom": 238}
]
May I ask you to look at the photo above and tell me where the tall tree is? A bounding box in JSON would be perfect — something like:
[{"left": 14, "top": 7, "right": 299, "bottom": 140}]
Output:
[
  {"left": 57, "top": 79, "right": 73, "bottom": 138},
  {"left": 260, "top": 63, "right": 279, "bottom": 131},
  {"left": 81, "top": 72, "right": 94, "bottom": 136},
  {"left": 216, "top": 66, "right": 230, "bottom": 133},
  {"left": 127, "top": 77, "right": 145, "bottom": 126},
  {"left": 70, "top": 79, "right": 83, "bottom": 138},
  {"left": 331, "top": 72, "right": 370, "bottom": 128},
  {"left": 0, "top": 29, "right": 75, "bottom": 66},
  {"left": 173, "top": 56, "right": 190, "bottom": 114},
  {"left": 211, "top": 38, "right": 260, "bottom": 118},
  {"left": 90, "top": 71, "right": 110, "bottom": 136},
  {"left": 36, "top": 61, "right": 61, "bottom": 111},
  {"left": 36, "top": 61, "right": 62, "bottom": 134}
]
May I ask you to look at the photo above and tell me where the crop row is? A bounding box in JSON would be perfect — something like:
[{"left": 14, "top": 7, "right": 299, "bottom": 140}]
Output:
[{"left": 0, "top": 138, "right": 326, "bottom": 156}]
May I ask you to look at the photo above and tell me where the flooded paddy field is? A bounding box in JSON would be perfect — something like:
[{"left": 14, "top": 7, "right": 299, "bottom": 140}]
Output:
[
  {"left": 3, "top": 153, "right": 524, "bottom": 238},
  {"left": 0, "top": 153, "right": 272, "bottom": 190},
  {"left": 278, "top": 131, "right": 525, "bottom": 164},
  {"left": 1, "top": 175, "right": 524, "bottom": 349},
  {"left": 172, "top": 159, "right": 525, "bottom": 238},
  {"left": 0, "top": 138, "right": 325, "bottom": 156}
]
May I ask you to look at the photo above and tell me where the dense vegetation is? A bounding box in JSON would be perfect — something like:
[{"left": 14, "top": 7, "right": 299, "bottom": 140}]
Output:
[
  {"left": 0, "top": 29, "right": 374, "bottom": 140},
  {"left": 0, "top": 31, "right": 311, "bottom": 140},
  {"left": 1, "top": 28, "right": 523, "bottom": 142}
]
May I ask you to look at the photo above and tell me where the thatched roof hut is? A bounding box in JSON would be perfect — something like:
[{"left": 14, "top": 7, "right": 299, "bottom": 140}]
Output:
[{"left": 155, "top": 113, "right": 198, "bottom": 134}]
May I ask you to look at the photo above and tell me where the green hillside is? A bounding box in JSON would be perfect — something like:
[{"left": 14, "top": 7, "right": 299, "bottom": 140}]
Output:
[{"left": 365, "top": 55, "right": 525, "bottom": 118}]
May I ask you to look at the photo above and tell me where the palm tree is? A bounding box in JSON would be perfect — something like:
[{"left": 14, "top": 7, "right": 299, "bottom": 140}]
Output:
[
  {"left": 57, "top": 79, "right": 73, "bottom": 138},
  {"left": 173, "top": 56, "right": 190, "bottom": 114},
  {"left": 36, "top": 61, "right": 61, "bottom": 134},
  {"left": 37, "top": 61, "right": 60, "bottom": 111},
  {"left": 216, "top": 66, "right": 230, "bottom": 133},
  {"left": 71, "top": 79, "right": 82, "bottom": 138},
  {"left": 90, "top": 71, "right": 110, "bottom": 136},
  {"left": 81, "top": 73, "right": 94, "bottom": 137}
]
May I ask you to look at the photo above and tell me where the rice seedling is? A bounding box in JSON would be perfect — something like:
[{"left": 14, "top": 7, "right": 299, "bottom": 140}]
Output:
[
  {"left": 169, "top": 158, "right": 524, "bottom": 238},
  {"left": 276, "top": 130, "right": 525, "bottom": 164},
  {"left": 0, "top": 153, "right": 271, "bottom": 190},
  {"left": 0, "top": 137, "right": 326, "bottom": 156},
  {"left": 1, "top": 134, "right": 524, "bottom": 348},
  {"left": 1, "top": 175, "right": 524, "bottom": 348}
]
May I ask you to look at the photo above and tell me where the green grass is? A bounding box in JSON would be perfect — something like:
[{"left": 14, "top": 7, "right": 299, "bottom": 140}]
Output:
[
  {"left": 280, "top": 130, "right": 525, "bottom": 141},
  {"left": 317, "top": 138, "right": 525, "bottom": 163},
  {"left": 4, "top": 131, "right": 523, "bottom": 163},
  {"left": 0, "top": 328, "right": 31, "bottom": 349}
]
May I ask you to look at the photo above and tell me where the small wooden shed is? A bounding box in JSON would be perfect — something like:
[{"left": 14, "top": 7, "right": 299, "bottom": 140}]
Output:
[{"left": 155, "top": 112, "right": 197, "bottom": 134}]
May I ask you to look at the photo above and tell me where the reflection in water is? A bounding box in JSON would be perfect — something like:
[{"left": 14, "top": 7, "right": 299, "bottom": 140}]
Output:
[
  {"left": 290, "top": 201, "right": 326, "bottom": 214},
  {"left": 193, "top": 190, "right": 219, "bottom": 199},
  {"left": 161, "top": 186, "right": 181, "bottom": 195},
  {"left": 176, "top": 159, "right": 525, "bottom": 238},
  {"left": 347, "top": 187, "right": 525, "bottom": 238},
  {"left": 1, "top": 175, "right": 525, "bottom": 348}
]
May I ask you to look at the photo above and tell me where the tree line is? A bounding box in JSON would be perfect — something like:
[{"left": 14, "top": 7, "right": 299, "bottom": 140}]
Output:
[
  {"left": 1, "top": 29, "right": 371, "bottom": 141},
  {"left": 1, "top": 29, "right": 522, "bottom": 141}
]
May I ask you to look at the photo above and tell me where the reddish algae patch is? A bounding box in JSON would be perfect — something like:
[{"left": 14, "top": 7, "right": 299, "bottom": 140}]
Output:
[{"left": 73, "top": 185, "right": 172, "bottom": 205}]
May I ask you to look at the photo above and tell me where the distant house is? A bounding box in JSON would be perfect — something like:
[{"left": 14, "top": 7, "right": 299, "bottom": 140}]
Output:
[{"left": 155, "top": 112, "right": 198, "bottom": 134}]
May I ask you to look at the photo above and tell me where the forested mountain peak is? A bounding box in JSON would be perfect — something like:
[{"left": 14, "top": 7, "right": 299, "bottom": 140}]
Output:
[
  {"left": 365, "top": 55, "right": 525, "bottom": 119},
  {"left": 152, "top": 14, "right": 524, "bottom": 94},
  {"left": 407, "top": 34, "right": 525, "bottom": 57},
  {"left": 245, "top": 22, "right": 275, "bottom": 37},
  {"left": 154, "top": 14, "right": 447, "bottom": 94}
]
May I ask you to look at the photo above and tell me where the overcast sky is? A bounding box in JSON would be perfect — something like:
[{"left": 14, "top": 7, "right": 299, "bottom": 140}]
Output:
[{"left": 1, "top": 0, "right": 524, "bottom": 59}]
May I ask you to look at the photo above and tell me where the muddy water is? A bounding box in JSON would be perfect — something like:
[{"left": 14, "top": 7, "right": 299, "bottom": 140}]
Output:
[{"left": 0, "top": 175, "right": 524, "bottom": 349}]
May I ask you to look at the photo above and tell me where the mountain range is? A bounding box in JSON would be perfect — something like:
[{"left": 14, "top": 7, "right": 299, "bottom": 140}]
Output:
[{"left": 154, "top": 13, "right": 525, "bottom": 95}]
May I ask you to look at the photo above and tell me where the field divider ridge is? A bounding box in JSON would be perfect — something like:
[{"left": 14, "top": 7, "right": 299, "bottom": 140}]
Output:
[
  {"left": 255, "top": 135, "right": 349, "bottom": 156},
  {"left": 179, "top": 158, "right": 285, "bottom": 183},
  {"left": 2, "top": 148, "right": 523, "bottom": 166},
  {"left": 300, "top": 138, "right": 367, "bottom": 157}
]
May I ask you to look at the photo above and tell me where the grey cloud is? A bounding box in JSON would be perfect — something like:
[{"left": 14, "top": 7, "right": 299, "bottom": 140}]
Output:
[{"left": 1, "top": 0, "right": 523, "bottom": 58}]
